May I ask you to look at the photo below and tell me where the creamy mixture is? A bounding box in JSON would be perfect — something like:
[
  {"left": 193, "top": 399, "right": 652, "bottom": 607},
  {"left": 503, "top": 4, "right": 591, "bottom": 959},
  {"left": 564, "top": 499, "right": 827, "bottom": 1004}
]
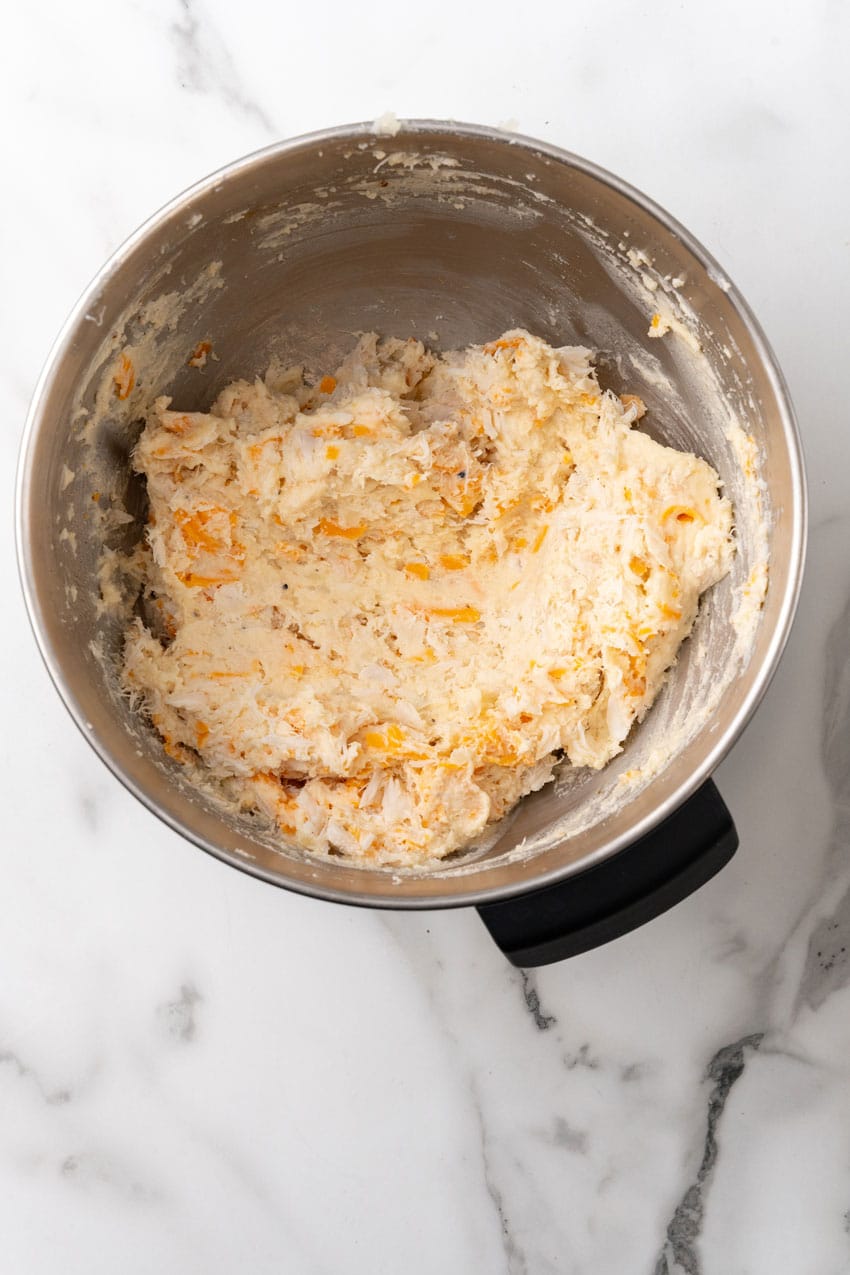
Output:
[{"left": 124, "top": 330, "right": 733, "bottom": 866}]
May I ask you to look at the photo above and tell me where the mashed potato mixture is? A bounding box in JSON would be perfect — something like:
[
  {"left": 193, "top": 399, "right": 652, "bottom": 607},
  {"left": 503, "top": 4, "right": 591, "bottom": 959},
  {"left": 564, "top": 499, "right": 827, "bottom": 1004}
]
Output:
[{"left": 125, "top": 331, "right": 733, "bottom": 866}]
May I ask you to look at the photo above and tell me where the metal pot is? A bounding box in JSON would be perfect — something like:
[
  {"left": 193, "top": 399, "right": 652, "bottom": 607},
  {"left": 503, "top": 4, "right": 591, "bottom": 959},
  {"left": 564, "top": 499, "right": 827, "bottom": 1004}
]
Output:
[{"left": 16, "top": 122, "right": 806, "bottom": 965}]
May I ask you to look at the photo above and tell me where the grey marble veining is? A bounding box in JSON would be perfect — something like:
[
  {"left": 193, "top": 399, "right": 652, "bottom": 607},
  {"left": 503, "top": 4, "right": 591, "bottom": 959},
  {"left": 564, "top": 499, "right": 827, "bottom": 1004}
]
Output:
[
  {"left": 655, "top": 1034, "right": 764, "bottom": 1275},
  {"left": 3, "top": 0, "right": 850, "bottom": 1271},
  {"left": 170, "top": 0, "right": 276, "bottom": 132}
]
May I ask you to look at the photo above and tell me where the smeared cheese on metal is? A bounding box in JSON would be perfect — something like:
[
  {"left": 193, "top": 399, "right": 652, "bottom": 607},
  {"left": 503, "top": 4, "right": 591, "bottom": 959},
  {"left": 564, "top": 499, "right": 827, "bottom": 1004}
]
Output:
[{"left": 123, "top": 331, "right": 733, "bottom": 866}]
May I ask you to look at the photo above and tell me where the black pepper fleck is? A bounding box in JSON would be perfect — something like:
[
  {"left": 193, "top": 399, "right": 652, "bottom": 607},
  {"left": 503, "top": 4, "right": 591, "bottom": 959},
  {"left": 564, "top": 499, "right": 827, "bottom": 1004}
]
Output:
[{"left": 457, "top": 470, "right": 466, "bottom": 478}]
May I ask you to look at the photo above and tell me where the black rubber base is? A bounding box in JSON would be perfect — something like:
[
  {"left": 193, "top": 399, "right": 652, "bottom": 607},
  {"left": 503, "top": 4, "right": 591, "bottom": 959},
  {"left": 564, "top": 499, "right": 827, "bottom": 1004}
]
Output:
[{"left": 477, "top": 780, "right": 737, "bottom": 966}]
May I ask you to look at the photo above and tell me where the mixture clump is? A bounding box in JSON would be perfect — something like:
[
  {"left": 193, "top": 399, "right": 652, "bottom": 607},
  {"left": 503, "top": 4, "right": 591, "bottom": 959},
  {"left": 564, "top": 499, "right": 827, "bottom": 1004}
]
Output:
[{"left": 124, "top": 330, "right": 733, "bottom": 866}]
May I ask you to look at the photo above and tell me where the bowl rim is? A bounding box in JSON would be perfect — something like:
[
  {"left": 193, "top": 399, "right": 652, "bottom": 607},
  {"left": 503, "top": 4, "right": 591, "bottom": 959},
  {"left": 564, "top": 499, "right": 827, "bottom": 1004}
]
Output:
[{"left": 16, "top": 118, "right": 808, "bottom": 909}]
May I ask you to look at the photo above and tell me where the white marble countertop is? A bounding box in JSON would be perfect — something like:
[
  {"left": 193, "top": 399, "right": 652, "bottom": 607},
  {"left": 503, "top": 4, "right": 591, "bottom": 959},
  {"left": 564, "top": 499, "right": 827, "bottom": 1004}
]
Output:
[{"left": 3, "top": 1, "right": 850, "bottom": 1271}]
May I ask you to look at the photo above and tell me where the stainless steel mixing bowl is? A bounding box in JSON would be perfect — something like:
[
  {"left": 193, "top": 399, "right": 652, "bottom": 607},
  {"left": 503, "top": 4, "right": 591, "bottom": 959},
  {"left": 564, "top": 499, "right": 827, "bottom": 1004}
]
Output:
[{"left": 17, "top": 122, "right": 806, "bottom": 964}]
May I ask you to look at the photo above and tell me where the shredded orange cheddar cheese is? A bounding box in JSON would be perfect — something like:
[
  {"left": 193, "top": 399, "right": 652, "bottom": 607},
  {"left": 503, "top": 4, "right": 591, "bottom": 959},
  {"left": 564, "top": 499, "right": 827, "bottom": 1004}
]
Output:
[
  {"left": 404, "top": 562, "right": 430, "bottom": 580},
  {"left": 188, "top": 340, "right": 212, "bottom": 368},
  {"left": 428, "top": 606, "right": 481, "bottom": 623},
  {"left": 663, "top": 506, "right": 697, "bottom": 524},
  {"left": 484, "top": 336, "right": 525, "bottom": 354},
  {"left": 314, "top": 518, "right": 366, "bottom": 539},
  {"left": 532, "top": 525, "right": 549, "bottom": 553},
  {"left": 175, "top": 571, "right": 238, "bottom": 587},
  {"left": 113, "top": 354, "right": 135, "bottom": 400}
]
